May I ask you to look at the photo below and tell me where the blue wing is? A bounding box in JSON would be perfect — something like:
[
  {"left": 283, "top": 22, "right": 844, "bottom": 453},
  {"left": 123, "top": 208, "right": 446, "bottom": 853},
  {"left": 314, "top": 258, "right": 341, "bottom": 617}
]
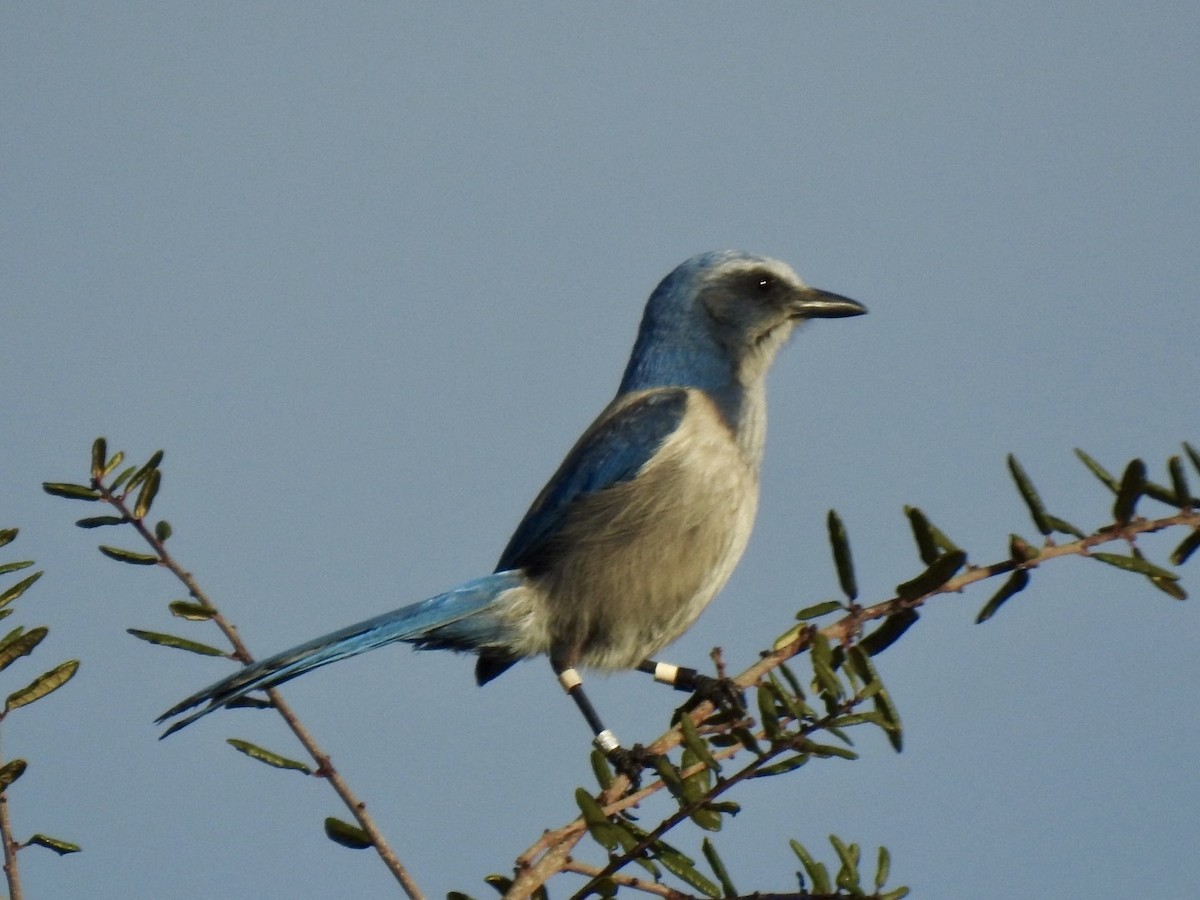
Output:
[{"left": 496, "top": 388, "right": 689, "bottom": 574}]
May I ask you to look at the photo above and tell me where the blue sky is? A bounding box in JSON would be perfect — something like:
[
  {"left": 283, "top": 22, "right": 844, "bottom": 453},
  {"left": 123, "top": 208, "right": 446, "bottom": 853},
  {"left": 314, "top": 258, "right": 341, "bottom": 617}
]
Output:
[{"left": 3, "top": 4, "right": 1197, "bottom": 898}]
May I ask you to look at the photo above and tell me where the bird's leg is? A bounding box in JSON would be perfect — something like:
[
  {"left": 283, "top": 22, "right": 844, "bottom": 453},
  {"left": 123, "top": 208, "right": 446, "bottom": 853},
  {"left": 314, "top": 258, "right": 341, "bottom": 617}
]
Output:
[
  {"left": 554, "top": 665, "right": 653, "bottom": 784},
  {"left": 636, "top": 659, "right": 746, "bottom": 714}
]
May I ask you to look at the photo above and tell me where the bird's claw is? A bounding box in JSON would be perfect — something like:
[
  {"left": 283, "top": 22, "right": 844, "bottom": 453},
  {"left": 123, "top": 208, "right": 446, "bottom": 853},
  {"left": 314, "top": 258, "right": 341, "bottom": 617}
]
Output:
[
  {"left": 686, "top": 673, "right": 746, "bottom": 714},
  {"left": 606, "top": 743, "right": 654, "bottom": 787}
]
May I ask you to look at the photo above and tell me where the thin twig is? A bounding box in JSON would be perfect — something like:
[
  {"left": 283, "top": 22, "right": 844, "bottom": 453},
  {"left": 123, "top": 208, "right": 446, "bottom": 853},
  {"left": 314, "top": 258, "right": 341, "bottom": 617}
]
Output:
[
  {"left": 93, "top": 479, "right": 425, "bottom": 900},
  {"left": 0, "top": 735, "right": 24, "bottom": 900}
]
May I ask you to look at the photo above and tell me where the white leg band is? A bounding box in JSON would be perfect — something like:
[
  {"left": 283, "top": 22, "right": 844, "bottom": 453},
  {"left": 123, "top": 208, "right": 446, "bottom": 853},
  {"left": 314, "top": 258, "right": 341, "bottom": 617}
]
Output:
[
  {"left": 557, "top": 667, "right": 583, "bottom": 692},
  {"left": 593, "top": 729, "right": 620, "bottom": 754},
  {"left": 653, "top": 662, "right": 680, "bottom": 686}
]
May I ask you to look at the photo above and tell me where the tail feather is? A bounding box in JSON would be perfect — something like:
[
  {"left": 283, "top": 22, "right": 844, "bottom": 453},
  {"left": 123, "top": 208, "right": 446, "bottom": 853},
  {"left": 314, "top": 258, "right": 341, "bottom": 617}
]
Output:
[{"left": 157, "top": 571, "right": 522, "bottom": 737}]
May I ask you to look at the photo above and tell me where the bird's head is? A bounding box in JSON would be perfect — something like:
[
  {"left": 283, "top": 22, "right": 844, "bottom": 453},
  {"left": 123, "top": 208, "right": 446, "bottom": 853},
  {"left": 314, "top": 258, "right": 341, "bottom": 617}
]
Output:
[{"left": 619, "top": 250, "right": 867, "bottom": 395}]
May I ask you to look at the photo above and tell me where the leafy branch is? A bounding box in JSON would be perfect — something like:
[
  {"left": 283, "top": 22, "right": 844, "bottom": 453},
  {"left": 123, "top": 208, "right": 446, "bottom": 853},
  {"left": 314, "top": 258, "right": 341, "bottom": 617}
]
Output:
[
  {"left": 0, "top": 528, "right": 81, "bottom": 900},
  {"left": 43, "top": 439, "right": 426, "bottom": 900}
]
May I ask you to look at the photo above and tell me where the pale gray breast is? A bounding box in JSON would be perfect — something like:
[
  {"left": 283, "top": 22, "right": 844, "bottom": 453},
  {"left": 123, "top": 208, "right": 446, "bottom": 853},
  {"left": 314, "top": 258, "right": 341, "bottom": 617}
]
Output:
[{"left": 534, "top": 391, "right": 760, "bottom": 670}]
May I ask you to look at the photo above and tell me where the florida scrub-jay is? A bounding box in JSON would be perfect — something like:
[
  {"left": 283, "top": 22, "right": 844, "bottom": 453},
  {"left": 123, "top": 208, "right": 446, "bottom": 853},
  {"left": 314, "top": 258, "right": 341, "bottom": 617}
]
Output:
[{"left": 158, "top": 250, "right": 867, "bottom": 768}]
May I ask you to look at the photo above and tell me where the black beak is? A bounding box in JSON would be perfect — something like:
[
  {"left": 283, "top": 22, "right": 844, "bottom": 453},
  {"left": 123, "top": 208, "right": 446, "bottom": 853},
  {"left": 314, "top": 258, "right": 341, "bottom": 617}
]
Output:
[{"left": 792, "top": 287, "right": 868, "bottom": 319}]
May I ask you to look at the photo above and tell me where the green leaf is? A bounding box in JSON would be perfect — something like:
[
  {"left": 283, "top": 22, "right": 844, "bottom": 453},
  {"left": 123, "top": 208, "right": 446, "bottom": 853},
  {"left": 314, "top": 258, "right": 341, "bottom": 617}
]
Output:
[
  {"left": 1045, "top": 514, "right": 1085, "bottom": 539},
  {"left": 127, "top": 629, "right": 227, "bottom": 657},
  {"left": 903, "top": 506, "right": 959, "bottom": 564},
  {"left": 1090, "top": 552, "right": 1179, "bottom": 582},
  {"left": 0, "top": 529, "right": 16, "bottom": 550},
  {"left": 876, "top": 845, "right": 892, "bottom": 891},
  {"left": 75, "top": 516, "right": 126, "bottom": 529},
  {"left": 168, "top": 600, "right": 216, "bottom": 621},
  {"left": 796, "top": 600, "right": 843, "bottom": 621},
  {"left": 679, "top": 711, "right": 720, "bottom": 774},
  {"left": 42, "top": 482, "right": 100, "bottom": 501},
  {"left": 1185, "top": 442, "right": 1200, "bottom": 478},
  {"left": 790, "top": 839, "right": 832, "bottom": 894},
  {"left": 125, "top": 450, "right": 164, "bottom": 494},
  {"left": 1113, "top": 459, "right": 1146, "bottom": 525},
  {"left": 99, "top": 546, "right": 159, "bottom": 566},
  {"left": 134, "top": 468, "right": 161, "bottom": 520},
  {"left": 895, "top": 550, "right": 967, "bottom": 600},
  {"left": 1075, "top": 447, "right": 1118, "bottom": 492},
  {"left": 574, "top": 788, "right": 621, "bottom": 851},
  {"left": 830, "top": 834, "right": 861, "bottom": 891},
  {"left": 874, "top": 687, "right": 903, "bottom": 752},
  {"left": 826, "top": 510, "right": 858, "bottom": 600},
  {"left": 588, "top": 749, "right": 614, "bottom": 792},
  {"left": 1148, "top": 573, "right": 1187, "bottom": 601},
  {"left": 701, "top": 837, "right": 737, "bottom": 898},
  {"left": 226, "top": 738, "right": 312, "bottom": 774},
  {"left": 756, "top": 684, "right": 783, "bottom": 741},
  {"left": 652, "top": 755, "right": 688, "bottom": 803},
  {"left": 0, "top": 759, "right": 27, "bottom": 791},
  {"left": 108, "top": 465, "right": 136, "bottom": 492},
  {"left": 4, "top": 659, "right": 79, "bottom": 713},
  {"left": 155, "top": 520, "right": 173, "bottom": 542},
  {"left": 25, "top": 833, "right": 81, "bottom": 855},
  {"left": 91, "top": 437, "right": 108, "bottom": 480},
  {"left": 101, "top": 449, "right": 126, "bottom": 479},
  {"left": 752, "top": 753, "right": 810, "bottom": 777},
  {"left": 975, "top": 568, "right": 1031, "bottom": 624},
  {"left": 323, "top": 816, "right": 372, "bottom": 849},
  {"left": 0, "top": 626, "right": 47, "bottom": 672},
  {"left": 1170, "top": 528, "right": 1200, "bottom": 566},
  {"left": 809, "top": 633, "right": 843, "bottom": 701},
  {"left": 681, "top": 749, "right": 721, "bottom": 831},
  {"left": 0, "top": 572, "right": 43, "bottom": 609},
  {"left": 1168, "top": 456, "right": 1192, "bottom": 507},
  {"left": 655, "top": 841, "right": 721, "bottom": 898},
  {"left": 1009, "top": 533, "right": 1039, "bottom": 562},
  {"left": 858, "top": 609, "right": 919, "bottom": 657},
  {"left": 0, "top": 560, "right": 34, "bottom": 576},
  {"left": 807, "top": 742, "right": 859, "bottom": 760},
  {"left": 1007, "top": 454, "right": 1052, "bottom": 535}
]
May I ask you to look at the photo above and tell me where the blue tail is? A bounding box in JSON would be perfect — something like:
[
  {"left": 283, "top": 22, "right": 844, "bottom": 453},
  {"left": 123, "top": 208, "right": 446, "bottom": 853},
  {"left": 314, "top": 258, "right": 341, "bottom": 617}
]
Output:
[{"left": 157, "top": 571, "right": 523, "bottom": 737}]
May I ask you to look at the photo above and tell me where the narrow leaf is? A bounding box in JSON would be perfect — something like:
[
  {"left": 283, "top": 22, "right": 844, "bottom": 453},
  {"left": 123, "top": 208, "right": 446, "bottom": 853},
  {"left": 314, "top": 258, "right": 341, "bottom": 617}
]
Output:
[
  {"left": 25, "top": 833, "right": 81, "bottom": 855},
  {"left": 0, "top": 572, "right": 43, "bottom": 609},
  {"left": 796, "top": 600, "right": 843, "bottom": 621},
  {"left": 0, "top": 626, "right": 47, "bottom": 672},
  {"left": 134, "top": 468, "right": 161, "bottom": 520},
  {"left": 0, "top": 759, "right": 27, "bottom": 791},
  {"left": 1007, "top": 454, "right": 1052, "bottom": 535},
  {"left": 1113, "top": 459, "right": 1146, "bottom": 525},
  {"left": 652, "top": 755, "right": 688, "bottom": 802},
  {"left": 75, "top": 516, "right": 125, "bottom": 529},
  {"left": 903, "top": 506, "right": 936, "bottom": 564},
  {"left": 127, "top": 629, "right": 226, "bottom": 657},
  {"left": 1168, "top": 456, "right": 1192, "bottom": 507},
  {"left": 826, "top": 510, "right": 858, "bottom": 600},
  {"left": 0, "top": 561, "right": 34, "bottom": 576},
  {"left": 588, "top": 749, "right": 614, "bottom": 792},
  {"left": 876, "top": 845, "right": 892, "bottom": 891},
  {"left": 655, "top": 842, "right": 721, "bottom": 898},
  {"left": 168, "top": 600, "right": 216, "bottom": 621},
  {"left": 975, "top": 568, "right": 1031, "bottom": 624},
  {"left": 574, "top": 788, "right": 620, "bottom": 851},
  {"left": 1090, "top": 552, "right": 1179, "bottom": 581},
  {"left": 108, "top": 465, "right": 136, "bottom": 492},
  {"left": 323, "top": 816, "right": 372, "bottom": 849},
  {"left": 830, "top": 834, "right": 861, "bottom": 891},
  {"left": 101, "top": 449, "right": 125, "bottom": 478},
  {"left": 1045, "top": 514, "right": 1085, "bottom": 539},
  {"left": 1148, "top": 574, "right": 1187, "bottom": 601},
  {"left": 99, "top": 546, "right": 159, "bottom": 566},
  {"left": 752, "top": 754, "right": 810, "bottom": 777},
  {"left": 0, "top": 529, "right": 16, "bottom": 550},
  {"left": 1185, "top": 442, "right": 1200, "bottom": 478},
  {"left": 91, "top": 437, "right": 107, "bottom": 480},
  {"left": 895, "top": 550, "right": 967, "bottom": 600},
  {"left": 858, "top": 610, "right": 919, "bottom": 657},
  {"left": 679, "top": 711, "right": 720, "bottom": 773},
  {"left": 41, "top": 482, "right": 100, "bottom": 501},
  {"left": 226, "top": 738, "right": 312, "bottom": 774},
  {"left": 807, "top": 742, "right": 859, "bottom": 760},
  {"left": 125, "top": 450, "right": 164, "bottom": 494},
  {"left": 757, "top": 684, "right": 783, "bottom": 741},
  {"left": 790, "top": 839, "right": 832, "bottom": 894},
  {"left": 701, "top": 837, "right": 737, "bottom": 898},
  {"left": 1074, "top": 447, "right": 1118, "bottom": 492},
  {"left": 5, "top": 659, "right": 79, "bottom": 712},
  {"left": 1170, "top": 528, "right": 1200, "bottom": 566}
]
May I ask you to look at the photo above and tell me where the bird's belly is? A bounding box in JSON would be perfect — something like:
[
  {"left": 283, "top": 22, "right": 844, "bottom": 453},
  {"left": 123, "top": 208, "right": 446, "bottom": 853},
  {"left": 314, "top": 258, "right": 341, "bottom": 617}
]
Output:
[{"left": 530, "top": 412, "right": 759, "bottom": 670}]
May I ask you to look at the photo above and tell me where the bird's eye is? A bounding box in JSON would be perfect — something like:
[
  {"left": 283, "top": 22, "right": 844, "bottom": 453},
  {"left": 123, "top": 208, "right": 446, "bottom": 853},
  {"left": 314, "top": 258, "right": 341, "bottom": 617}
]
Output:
[{"left": 750, "top": 273, "right": 775, "bottom": 294}]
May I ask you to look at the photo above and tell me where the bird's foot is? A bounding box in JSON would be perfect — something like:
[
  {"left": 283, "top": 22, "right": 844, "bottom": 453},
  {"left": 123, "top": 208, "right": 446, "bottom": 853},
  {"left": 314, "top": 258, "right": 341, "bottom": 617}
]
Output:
[
  {"left": 676, "top": 672, "right": 746, "bottom": 716},
  {"left": 604, "top": 742, "right": 655, "bottom": 788}
]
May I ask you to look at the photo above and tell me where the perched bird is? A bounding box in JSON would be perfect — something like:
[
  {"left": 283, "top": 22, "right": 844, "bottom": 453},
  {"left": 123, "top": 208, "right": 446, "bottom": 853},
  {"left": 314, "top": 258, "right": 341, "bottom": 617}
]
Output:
[{"left": 158, "top": 250, "right": 866, "bottom": 769}]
